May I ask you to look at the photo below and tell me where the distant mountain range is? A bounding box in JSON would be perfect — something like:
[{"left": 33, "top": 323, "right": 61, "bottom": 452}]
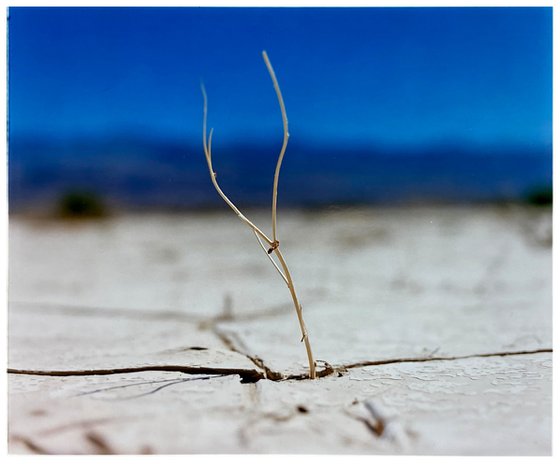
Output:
[{"left": 8, "top": 135, "right": 552, "bottom": 213}]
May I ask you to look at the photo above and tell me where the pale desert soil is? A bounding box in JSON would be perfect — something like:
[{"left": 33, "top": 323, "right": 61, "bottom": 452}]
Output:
[{"left": 8, "top": 206, "right": 552, "bottom": 454}]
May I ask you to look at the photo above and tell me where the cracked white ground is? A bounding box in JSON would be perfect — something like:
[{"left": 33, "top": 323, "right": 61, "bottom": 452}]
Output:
[{"left": 8, "top": 206, "right": 552, "bottom": 454}]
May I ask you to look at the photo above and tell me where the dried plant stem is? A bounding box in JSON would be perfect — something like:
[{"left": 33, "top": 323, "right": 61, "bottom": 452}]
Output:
[
  {"left": 201, "top": 51, "right": 317, "bottom": 379},
  {"left": 272, "top": 247, "right": 315, "bottom": 379},
  {"left": 262, "top": 50, "right": 289, "bottom": 244},
  {"left": 201, "top": 85, "right": 271, "bottom": 245}
]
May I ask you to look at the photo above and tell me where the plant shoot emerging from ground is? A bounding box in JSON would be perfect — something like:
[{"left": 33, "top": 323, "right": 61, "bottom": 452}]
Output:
[{"left": 201, "top": 51, "right": 317, "bottom": 379}]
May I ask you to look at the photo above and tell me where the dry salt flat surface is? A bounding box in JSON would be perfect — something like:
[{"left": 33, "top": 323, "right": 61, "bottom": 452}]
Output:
[{"left": 8, "top": 206, "right": 552, "bottom": 454}]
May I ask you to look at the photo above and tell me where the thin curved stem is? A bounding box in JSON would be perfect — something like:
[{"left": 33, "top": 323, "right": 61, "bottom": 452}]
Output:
[
  {"left": 262, "top": 51, "right": 289, "bottom": 244},
  {"left": 201, "top": 54, "right": 317, "bottom": 379},
  {"left": 201, "top": 83, "right": 273, "bottom": 245},
  {"left": 273, "top": 247, "right": 316, "bottom": 379}
]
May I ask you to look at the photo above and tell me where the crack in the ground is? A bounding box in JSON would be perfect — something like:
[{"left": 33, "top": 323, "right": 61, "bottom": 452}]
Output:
[
  {"left": 80, "top": 375, "right": 224, "bottom": 400},
  {"left": 84, "top": 431, "right": 115, "bottom": 454},
  {"left": 9, "top": 292, "right": 553, "bottom": 386},
  {"left": 197, "top": 301, "right": 296, "bottom": 330},
  {"left": 237, "top": 405, "right": 311, "bottom": 449},
  {"left": 9, "top": 297, "right": 326, "bottom": 383},
  {"left": 7, "top": 365, "right": 264, "bottom": 383},
  {"left": 10, "top": 297, "right": 311, "bottom": 327},
  {"left": 211, "top": 326, "right": 284, "bottom": 380},
  {"left": 9, "top": 300, "right": 205, "bottom": 323},
  {"left": 344, "top": 400, "right": 412, "bottom": 448},
  {"left": 10, "top": 434, "right": 52, "bottom": 454},
  {"left": 75, "top": 375, "right": 218, "bottom": 397},
  {"left": 340, "top": 348, "right": 553, "bottom": 371},
  {"left": 211, "top": 325, "right": 552, "bottom": 380},
  {"left": 211, "top": 327, "right": 334, "bottom": 381},
  {"left": 7, "top": 349, "right": 551, "bottom": 385}
]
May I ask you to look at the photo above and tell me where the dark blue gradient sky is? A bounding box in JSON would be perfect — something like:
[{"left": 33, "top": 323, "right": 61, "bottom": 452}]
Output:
[{"left": 9, "top": 7, "right": 552, "bottom": 148}]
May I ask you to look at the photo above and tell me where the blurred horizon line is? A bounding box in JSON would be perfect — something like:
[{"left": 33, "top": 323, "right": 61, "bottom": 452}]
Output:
[{"left": 9, "top": 132, "right": 551, "bottom": 215}]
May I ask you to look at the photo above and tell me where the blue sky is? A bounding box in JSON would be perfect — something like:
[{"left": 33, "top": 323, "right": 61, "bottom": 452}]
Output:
[{"left": 8, "top": 7, "right": 552, "bottom": 148}]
